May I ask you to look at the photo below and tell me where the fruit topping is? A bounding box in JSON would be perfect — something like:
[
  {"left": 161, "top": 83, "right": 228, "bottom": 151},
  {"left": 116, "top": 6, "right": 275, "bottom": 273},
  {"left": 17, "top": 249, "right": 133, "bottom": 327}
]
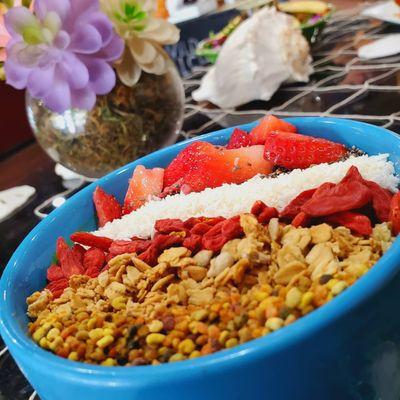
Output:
[
  {"left": 124, "top": 165, "right": 164, "bottom": 214},
  {"left": 93, "top": 187, "right": 122, "bottom": 227},
  {"left": 249, "top": 115, "right": 297, "bottom": 145},
  {"left": 226, "top": 128, "right": 252, "bottom": 149},
  {"left": 264, "top": 130, "right": 347, "bottom": 169},
  {"left": 164, "top": 141, "right": 273, "bottom": 192}
]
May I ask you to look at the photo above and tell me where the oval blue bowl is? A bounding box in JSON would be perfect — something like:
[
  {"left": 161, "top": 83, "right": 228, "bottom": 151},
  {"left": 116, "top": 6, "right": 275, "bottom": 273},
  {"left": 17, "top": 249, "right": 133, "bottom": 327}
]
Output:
[{"left": 2, "top": 117, "right": 400, "bottom": 400}]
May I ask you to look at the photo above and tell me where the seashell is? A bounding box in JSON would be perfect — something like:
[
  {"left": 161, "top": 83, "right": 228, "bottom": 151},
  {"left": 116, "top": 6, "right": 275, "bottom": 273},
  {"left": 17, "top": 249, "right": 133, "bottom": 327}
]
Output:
[{"left": 192, "top": 7, "right": 313, "bottom": 108}]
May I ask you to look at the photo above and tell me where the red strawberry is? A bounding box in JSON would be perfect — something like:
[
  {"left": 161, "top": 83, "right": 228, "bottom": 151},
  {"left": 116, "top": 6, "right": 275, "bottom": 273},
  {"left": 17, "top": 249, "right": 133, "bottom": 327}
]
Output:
[
  {"left": 164, "top": 141, "right": 273, "bottom": 193},
  {"left": 124, "top": 165, "right": 164, "bottom": 214},
  {"left": 249, "top": 115, "right": 297, "bottom": 145},
  {"left": 226, "top": 128, "right": 252, "bottom": 149},
  {"left": 93, "top": 187, "right": 122, "bottom": 227},
  {"left": 264, "top": 131, "right": 347, "bottom": 169}
]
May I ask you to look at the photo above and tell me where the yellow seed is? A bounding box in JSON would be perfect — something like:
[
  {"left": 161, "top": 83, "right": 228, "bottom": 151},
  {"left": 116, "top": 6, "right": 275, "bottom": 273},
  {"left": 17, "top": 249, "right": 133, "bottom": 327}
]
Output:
[
  {"left": 285, "top": 287, "right": 302, "bottom": 308},
  {"left": 158, "top": 346, "right": 169, "bottom": 356},
  {"left": 225, "top": 338, "right": 238, "bottom": 348},
  {"left": 32, "top": 328, "right": 46, "bottom": 342},
  {"left": 254, "top": 291, "right": 268, "bottom": 302},
  {"left": 89, "top": 328, "right": 105, "bottom": 341},
  {"left": 219, "top": 330, "right": 230, "bottom": 345},
  {"left": 49, "top": 337, "right": 63, "bottom": 351},
  {"left": 87, "top": 317, "right": 97, "bottom": 330},
  {"left": 331, "top": 281, "right": 347, "bottom": 296},
  {"left": 265, "top": 317, "right": 284, "bottom": 331},
  {"left": 146, "top": 333, "right": 166, "bottom": 346},
  {"left": 96, "top": 335, "right": 114, "bottom": 348},
  {"left": 39, "top": 337, "right": 49, "bottom": 349},
  {"left": 169, "top": 353, "right": 184, "bottom": 362},
  {"left": 191, "top": 310, "right": 208, "bottom": 321},
  {"left": 299, "top": 292, "right": 314, "bottom": 309},
  {"left": 76, "top": 330, "right": 89, "bottom": 341},
  {"left": 188, "top": 321, "right": 199, "bottom": 334},
  {"left": 46, "top": 328, "right": 61, "bottom": 342},
  {"left": 148, "top": 320, "right": 164, "bottom": 333},
  {"left": 326, "top": 279, "right": 339, "bottom": 290},
  {"left": 189, "top": 350, "right": 201, "bottom": 359},
  {"left": 68, "top": 352, "right": 79, "bottom": 361},
  {"left": 178, "top": 339, "right": 195, "bottom": 355},
  {"left": 111, "top": 296, "right": 127, "bottom": 310},
  {"left": 103, "top": 328, "right": 114, "bottom": 336},
  {"left": 101, "top": 358, "right": 117, "bottom": 366}
]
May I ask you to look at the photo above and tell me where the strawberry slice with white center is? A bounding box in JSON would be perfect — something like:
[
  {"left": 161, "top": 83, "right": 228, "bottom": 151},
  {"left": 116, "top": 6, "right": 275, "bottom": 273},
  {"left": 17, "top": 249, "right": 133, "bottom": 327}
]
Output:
[
  {"left": 164, "top": 141, "right": 273, "bottom": 193},
  {"left": 249, "top": 115, "right": 297, "bottom": 145},
  {"left": 93, "top": 187, "right": 122, "bottom": 227},
  {"left": 124, "top": 165, "right": 164, "bottom": 214},
  {"left": 264, "top": 131, "right": 348, "bottom": 170}
]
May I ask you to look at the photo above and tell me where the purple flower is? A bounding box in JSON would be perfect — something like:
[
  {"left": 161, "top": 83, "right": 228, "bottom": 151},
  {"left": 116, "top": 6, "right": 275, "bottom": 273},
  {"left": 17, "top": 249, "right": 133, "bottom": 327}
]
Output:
[{"left": 4, "top": 0, "right": 124, "bottom": 112}]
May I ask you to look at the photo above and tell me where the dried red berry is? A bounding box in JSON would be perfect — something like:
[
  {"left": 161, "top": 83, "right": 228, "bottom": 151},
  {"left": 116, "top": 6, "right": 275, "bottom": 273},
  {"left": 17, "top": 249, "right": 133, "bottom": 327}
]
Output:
[
  {"left": 83, "top": 248, "right": 106, "bottom": 278},
  {"left": 109, "top": 239, "right": 152, "bottom": 256},
  {"left": 46, "top": 264, "right": 64, "bottom": 282},
  {"left": 70, "top": 232, "right": 113, "bottom": 252},
  {"left": 154, "top": 219, "right": 187, "bottom": 234},
  {"left": 56, "top": 238, "right": 84, "bottom": 278}
]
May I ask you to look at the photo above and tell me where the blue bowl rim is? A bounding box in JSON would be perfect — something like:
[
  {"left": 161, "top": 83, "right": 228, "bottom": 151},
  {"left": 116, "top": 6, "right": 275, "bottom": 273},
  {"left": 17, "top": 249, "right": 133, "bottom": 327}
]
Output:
[{"left": 1, "top": 117, "right": 400, "bottom": 380}]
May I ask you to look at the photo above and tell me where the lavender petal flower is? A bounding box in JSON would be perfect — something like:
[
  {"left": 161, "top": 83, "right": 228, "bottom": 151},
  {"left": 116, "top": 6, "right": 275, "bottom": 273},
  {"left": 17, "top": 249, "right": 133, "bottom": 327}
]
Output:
[{"left": 5, "top": 0, "right": 124, "bottom": 112}]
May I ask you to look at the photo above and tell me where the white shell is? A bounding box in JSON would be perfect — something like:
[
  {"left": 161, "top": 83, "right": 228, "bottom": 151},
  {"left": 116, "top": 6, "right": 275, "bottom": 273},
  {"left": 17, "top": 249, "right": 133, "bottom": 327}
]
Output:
[
  {"left": 192, "top": 7, "right": 313, "bottom": 108},
  {"left": 0, "top": 185, "right": 36, "bottom": 223},
  {"left": 358, "top": 34, "right": 400, "bottom": 60}
]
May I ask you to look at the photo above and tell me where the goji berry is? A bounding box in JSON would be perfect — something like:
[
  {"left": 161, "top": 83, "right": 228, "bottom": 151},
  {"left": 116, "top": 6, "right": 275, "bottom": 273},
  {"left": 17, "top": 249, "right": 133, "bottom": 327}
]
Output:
[
  {"left": 46, "top": 264, "right": 64, "bottom": 282},
  {"left": 70, "top": 232, "right": 113, "bottom": 252},
  {"left": 138, "top": 244, "right": 159, "bottom": 266},
  {"left": 324, "top": 211, "right": 372, "bottom": 236},
  {"left": 183, "top": 234, "right": 202, "bottom": 252},
  {"left": 363, "top": 180, "right": 393, "bottom": 222},
  {"left": 302, "top": 180, "right": 371, "bottom": 217},
  {"left": 109, "top": 239, "right": 152, "bottom": 255},
  {"left": 390, "top": 192, "right": 400, "bottom": 235},
  {"left": 154, "top": 219, "right": 187, "bottom": 234},
  {"left": 280, "top": 188, "right": 317, "bottom": 219},
  {"left": 46, "top": 277, "right": 69, "bottom": 298},
  {"left": 72, "top": 244, "right": 85, "bottom": 263},
  {"left": 83, "top": 248, "right": 106, "bottom": 277},
  {"left": 202, "top": 218, "right": 243, "bottom": 252},
  {"left": 56, "top": 238, "right": 84, "bottom": 278},
  {"left": 190, "top": 222, "right": 212, "bottom": 235},
  {"left": 251, "top": 200, "right": 278, "bottom": 224},
  {"left": 291, "top": 212, "right": 310, "bottom": 228}
]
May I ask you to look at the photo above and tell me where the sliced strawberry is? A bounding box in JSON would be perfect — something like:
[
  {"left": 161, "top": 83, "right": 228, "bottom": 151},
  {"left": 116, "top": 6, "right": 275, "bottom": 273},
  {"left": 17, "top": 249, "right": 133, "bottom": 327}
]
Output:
[
  {"left": 264, "top": 131, "right": 348, "bottom": 169},
  {"left": 93, "top": 187, "right": 122, "bottom": 227},
  {"left": 164, "top": 141, "right": 273, "bottom": 193},
  {"left": 226, "top": 128, "right": 252, "bottom": 149},
  {"left": 249, "top": 115, "right": 297, "bottom": 145},
  {"left": 124, "top": 165, "right": 164, "bottom": 214}
]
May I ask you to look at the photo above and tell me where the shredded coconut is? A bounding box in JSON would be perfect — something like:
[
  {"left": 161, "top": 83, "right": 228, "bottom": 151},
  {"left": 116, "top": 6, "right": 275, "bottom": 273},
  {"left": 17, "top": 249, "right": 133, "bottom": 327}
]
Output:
[{"left": 93, "top": 154, "right": 398, "bottom": 240}]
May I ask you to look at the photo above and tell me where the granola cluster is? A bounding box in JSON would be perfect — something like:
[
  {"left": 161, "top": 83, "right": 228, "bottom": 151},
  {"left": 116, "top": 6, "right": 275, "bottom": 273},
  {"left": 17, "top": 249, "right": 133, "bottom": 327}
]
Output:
[{"left": 27, "top": 215, "right": 394, "bottom": 366}]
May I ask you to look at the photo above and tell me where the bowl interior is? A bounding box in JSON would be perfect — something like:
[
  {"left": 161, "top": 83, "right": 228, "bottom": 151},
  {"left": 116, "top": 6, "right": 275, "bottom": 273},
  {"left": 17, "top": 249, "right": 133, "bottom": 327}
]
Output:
[{"left": 2, "top": 117, "right": 400, "bottom": 374}]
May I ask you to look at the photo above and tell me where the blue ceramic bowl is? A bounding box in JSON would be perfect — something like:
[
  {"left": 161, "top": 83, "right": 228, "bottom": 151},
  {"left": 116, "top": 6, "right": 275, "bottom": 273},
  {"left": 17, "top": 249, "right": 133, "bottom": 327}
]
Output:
[{"left": 2, "top": 117, "right": 400, "bottom": 400}]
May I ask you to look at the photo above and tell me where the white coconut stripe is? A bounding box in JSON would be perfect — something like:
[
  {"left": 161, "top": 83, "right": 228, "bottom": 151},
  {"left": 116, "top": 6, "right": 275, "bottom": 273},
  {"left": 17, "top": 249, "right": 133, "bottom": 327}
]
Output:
[{"left": 94, "top": 154, "right": 398, "bottom": 240}]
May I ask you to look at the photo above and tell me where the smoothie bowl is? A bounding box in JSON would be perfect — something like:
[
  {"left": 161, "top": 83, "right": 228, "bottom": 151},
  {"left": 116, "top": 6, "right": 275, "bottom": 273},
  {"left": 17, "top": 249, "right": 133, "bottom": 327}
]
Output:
[{"left": 2, "top": 117, "right": 400, "bottom": 400}]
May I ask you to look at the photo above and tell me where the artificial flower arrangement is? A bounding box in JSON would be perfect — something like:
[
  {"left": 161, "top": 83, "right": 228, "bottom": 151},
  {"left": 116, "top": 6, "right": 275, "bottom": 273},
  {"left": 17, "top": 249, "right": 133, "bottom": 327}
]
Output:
[
  {"left": 0, "top": 0, "right": 180, "bottom": 112},
  {"left": 0, "top": 0, "right": 185, "bottom": 179}
]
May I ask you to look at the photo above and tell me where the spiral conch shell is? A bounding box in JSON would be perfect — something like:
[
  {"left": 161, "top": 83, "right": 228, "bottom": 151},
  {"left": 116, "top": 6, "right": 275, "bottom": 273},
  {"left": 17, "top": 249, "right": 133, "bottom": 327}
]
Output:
[{"left": 193, "top": 7, "right": 313, "bottom": 108}]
